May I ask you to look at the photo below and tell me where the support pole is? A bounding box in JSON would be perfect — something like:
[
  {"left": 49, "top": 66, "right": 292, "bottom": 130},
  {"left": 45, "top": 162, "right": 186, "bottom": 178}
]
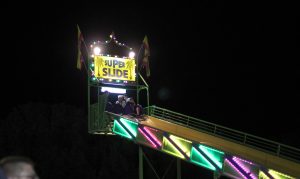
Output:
[
  {"left": 138, "top": 69, "right": 149, "bottom": 108},
  {"left": 139, "top": 147, "right": 143, "bottom": 179},
  {"left": 146, "top": 88, "right": 150, "bottom": 114},
  {"left": 87, "top": 57, "right": 91, "bottom": 132},
  {"left": 136, "top": 48, "right": 140, "bottom": 105},
  {"left": 177, "top": 158, "right": 181, "bottom": 179},
  {"left": 137, "top": 87, "right": 140, "bottom": 105}
]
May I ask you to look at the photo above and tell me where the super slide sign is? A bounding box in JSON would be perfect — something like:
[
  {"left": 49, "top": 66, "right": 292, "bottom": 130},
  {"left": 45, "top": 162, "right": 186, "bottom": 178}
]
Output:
[{"left": 94, "top": 56, "right": 136, "bottom": 82}]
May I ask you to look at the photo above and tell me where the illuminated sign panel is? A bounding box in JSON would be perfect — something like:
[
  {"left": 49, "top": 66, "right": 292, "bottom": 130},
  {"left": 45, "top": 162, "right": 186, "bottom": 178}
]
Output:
[{"left": 94, "top": 56, "right": 136, "bottom": 81}]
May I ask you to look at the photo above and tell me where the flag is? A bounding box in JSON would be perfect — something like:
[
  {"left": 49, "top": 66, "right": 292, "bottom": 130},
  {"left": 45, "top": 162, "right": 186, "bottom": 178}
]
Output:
[
  {"left": 77, "top": 25, "right": 84, "bottom": 70},
  {"left": 141, "top": 36, "right": 150, "bottom": 77}
]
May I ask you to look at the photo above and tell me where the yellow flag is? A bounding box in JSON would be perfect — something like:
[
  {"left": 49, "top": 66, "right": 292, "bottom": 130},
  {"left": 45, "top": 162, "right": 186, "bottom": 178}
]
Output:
[
  {"left": 141, "top": 36, "right": 150, "bottom": 77},
  {"left": 77, "top": 25, "right": 84, "bottom": 70}
]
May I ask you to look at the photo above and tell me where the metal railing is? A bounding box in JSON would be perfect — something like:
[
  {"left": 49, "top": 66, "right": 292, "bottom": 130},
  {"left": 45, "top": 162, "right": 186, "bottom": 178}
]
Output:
[{"left": 145, "top": 105, "right": 300, "bottom": 163}]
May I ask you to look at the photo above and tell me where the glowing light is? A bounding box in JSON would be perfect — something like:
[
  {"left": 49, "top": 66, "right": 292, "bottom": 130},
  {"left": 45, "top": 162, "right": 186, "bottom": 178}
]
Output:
[
  {"left": 129, "top": 51, "right": 135, "bottom": 58},
  {"left": 169, "top": 135, "right": 192, "bottom": 157},
  {"left": 259, "top": 171, "right": 270, "bottom": 179},
  {"left": 190, "top": 147, "right": 216, "bottom": 171},
  {"left": 119, "top": 118, "right": 138, "bottom": 137},
  {"left": 233, "top": 157, "right": 250, "bottom": 173},
  {"left": 162, "top": 137, "right": 185, "bottom": 159},
  {"left": 225, "top": 159, "right": 247, "bottom": 179},
  {"left": 233, "top": 156, "right": 254, "bottom": 165},
  {"left": 250, "top": 173, "right": 257, "bottom": 179},
  {"left": 113, "top": 120, "right": 132, "bottom": 139},
  {"left": 199, "top": 145, "right": 224, "bottom": 169},
  {"left": 101, "top": 87, "right": 126, "bottom": 94},
  {"left": 93, "top": 47, "right": 101, "bottom": 55},
  {"left": 232, "top": 157, "right": 256, "bottom": 179},
  {"left": 144, "top": 127, "right": 162, "bottom": 147},
  {"left": 269, "top": 169, "right": 296, "bottom": 179},
  {"left": 138, "top": 128, "right": 157, "bottom": 148},
  {"left": 199, "top": 145, "right": 223, "bottom": 154}
]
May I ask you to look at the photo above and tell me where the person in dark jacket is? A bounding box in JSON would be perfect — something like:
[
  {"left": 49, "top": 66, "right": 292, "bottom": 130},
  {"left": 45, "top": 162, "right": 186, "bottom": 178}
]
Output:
[
  {"left": 105, "top": 101, "right": 113, "bottom": 112},
  {"left": 124, "top": 98, "right": 144, "bottom": 117},
  {"left": 135, "top": 103, "right": 143, "bottom": 116},
  {"left": 124, "top": 97, "right": 135, "bottom": 115}
]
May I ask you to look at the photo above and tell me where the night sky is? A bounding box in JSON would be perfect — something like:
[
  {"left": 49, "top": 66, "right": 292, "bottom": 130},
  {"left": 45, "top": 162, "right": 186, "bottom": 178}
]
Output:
[{"left": 0, "top": 1, "right": 299, "bottom": 173}]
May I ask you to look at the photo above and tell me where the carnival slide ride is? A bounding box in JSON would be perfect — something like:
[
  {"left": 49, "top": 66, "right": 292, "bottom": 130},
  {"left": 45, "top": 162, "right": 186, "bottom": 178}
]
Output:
[
  {"left": 86, "top": 35, "right": 299, "bottom": 178},
  {"left": 89, "top": 101, "right": 300, "bottom": 179}
]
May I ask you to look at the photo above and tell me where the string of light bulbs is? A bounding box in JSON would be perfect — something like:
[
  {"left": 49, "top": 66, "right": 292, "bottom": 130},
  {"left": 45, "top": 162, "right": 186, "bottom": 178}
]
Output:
[
  {"left": 90, "top": 32, "right": 133, "bottom": 51},
  {"left": 90, "top": 32, "right": 135, "bottom": 58}
]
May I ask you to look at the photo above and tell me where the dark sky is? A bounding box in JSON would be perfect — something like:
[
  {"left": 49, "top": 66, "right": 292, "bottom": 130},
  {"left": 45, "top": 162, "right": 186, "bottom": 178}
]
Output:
[{"left": 1, "top": 3, "right": 299, "bottom": 147}]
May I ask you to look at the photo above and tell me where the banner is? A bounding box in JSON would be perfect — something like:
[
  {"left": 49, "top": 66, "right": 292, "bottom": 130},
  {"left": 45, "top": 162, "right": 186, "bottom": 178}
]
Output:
[{"left": 94, "top": 56, "right": 136, "bottom": 81}]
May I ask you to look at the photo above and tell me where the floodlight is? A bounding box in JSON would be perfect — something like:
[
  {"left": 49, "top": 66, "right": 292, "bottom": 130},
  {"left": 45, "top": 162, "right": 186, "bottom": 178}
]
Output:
[
  {"left": 101, "top": 87, "right": 126, "bottom": 94},
  {"left": 93, "top": 47, "right": 101, "bottom": 55},
  {"left": 129, "top": 51, "right": 135, "bottom": 58}
]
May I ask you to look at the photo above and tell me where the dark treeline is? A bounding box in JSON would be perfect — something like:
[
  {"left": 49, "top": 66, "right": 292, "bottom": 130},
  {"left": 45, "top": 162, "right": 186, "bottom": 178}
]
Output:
[
  {"left": 0, "top": 102, "right": 232, "bottom": 179},
  {"left": 0, "top": 103, "right": 139, "bottom": 178}
]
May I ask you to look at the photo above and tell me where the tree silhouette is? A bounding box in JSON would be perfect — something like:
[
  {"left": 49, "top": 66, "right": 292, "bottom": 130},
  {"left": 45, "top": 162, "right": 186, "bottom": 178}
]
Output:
[
  {"left": 0, "top": 102, "right": 138, "bottom": 179},
  {"left": 0, "top": 102, "right": 234, "bottom": 178}
]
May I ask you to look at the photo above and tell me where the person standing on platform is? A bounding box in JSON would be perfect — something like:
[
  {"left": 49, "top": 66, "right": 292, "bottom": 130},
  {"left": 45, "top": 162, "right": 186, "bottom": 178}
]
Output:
[{"left": 114, "top": 95, "right": 125, "bottom": 114}]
